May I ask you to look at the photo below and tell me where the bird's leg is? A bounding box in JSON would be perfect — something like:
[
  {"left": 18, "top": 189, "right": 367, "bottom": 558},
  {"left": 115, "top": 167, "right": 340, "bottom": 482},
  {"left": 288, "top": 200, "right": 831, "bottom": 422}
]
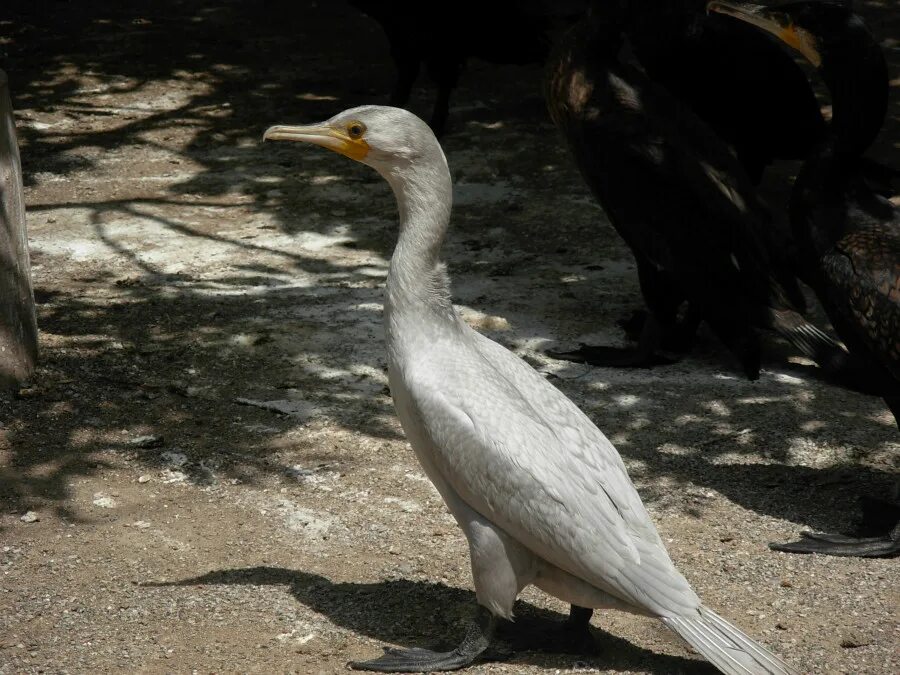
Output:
[
  {"left": 349, "top": 605, "right": 498, "bottom": 672},
  {"left": 425, "top": 58, "right": 460, "bottom": 138},
  {"left": 769, "top": 498, "right": 900, "bottom": 558},
  {"left": 429, "top": 83, "right": 452, "bottom": 138},
  {"left": 559, "top": 605, "right": 595, "bottom": 652},
  {"left": 565, "top": 605, "right": 593, "bottom": 631},
  {"left": 664, "top": 303, "right": 701, "bottom": 353},
  {"left": 547, "top": 258, "right": 687, "bottom": 367},
  {"left": 619, "top": 306, "right": 699, "bottom": 353},
  {"left": 388, "top": 44, "right": 420, "bottom": 108},
  {"left": 618, "top": 309, "right": 648, "bottom": 342},
  {"left": 705, "top": 314, "right": 760, "bottom": 380}
]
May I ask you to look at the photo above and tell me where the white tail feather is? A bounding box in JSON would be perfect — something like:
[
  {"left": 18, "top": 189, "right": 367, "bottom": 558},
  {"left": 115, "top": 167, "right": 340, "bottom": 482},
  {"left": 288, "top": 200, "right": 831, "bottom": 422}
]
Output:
[{"left": 662, "top": 606, "right": 799, "bottom": 675}]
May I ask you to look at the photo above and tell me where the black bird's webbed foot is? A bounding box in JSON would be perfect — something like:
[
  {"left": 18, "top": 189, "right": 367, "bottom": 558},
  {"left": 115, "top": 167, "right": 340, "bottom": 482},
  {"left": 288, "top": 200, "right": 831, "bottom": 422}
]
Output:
[
  {"left": 548, "top": 311, "right": 682, "bottom": 369},
  {"left": 546, "top": 344, "right": 676, "bottom": 368},
  {"left": 350, "top": 606, "right": 497, "bottom": 672},
  {"left": 770, "top": 498, "right": 900, "bottom": 558},
  {"left": 769, "top": 529, "right": 900, "bottom": 557}
]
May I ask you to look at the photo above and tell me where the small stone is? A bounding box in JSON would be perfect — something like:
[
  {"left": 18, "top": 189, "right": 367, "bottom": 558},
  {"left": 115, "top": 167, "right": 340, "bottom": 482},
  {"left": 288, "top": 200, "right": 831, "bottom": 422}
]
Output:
[
  {"left": 160, "top": 469, "right": 187, "bottom": 484},
  {"left": 779, "top": 579, "right": 792, "bottom": 588},
  {"left": 20, "top": 511, "right": 39, "bottom": 523},
  {"left": 133, "top": 521, "right": 151, "bottom": 530},
  {"left": 775, "top": 622, "right": 789, "bottom": 631},
  {"left": 839, "top": 632, "right": 871, "bottom": 649},
  {"left": 137, "top": 474, "right": 152, "bottom": 483},
  {"left": 92, "top": 494, "right": 117, "bottom": 509},
  {"left": 128, "top": 435, "right": 163, "bottom": 449}
]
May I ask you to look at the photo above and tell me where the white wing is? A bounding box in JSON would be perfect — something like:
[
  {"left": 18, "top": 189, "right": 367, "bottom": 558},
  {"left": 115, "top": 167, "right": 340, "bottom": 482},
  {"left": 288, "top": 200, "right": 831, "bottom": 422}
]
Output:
[{"left": 404, "top": 328, "right": 701, "bottom": 618}]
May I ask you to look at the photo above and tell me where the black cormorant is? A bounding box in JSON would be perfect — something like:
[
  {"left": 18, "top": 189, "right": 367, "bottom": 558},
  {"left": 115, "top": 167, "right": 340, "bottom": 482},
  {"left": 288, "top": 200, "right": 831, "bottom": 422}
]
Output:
[
  {"left": 710, "top": 0, "right": 899, "bottom": 558},
  {"left": 545, "top": 0, "right": 843, "bottom": 379}
]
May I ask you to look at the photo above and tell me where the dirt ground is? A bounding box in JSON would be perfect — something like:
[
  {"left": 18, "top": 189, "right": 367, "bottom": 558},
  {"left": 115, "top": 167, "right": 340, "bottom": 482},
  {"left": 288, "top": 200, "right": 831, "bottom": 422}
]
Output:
[{"left": 1, "top": 1, "right": 898, "bottom": 673}]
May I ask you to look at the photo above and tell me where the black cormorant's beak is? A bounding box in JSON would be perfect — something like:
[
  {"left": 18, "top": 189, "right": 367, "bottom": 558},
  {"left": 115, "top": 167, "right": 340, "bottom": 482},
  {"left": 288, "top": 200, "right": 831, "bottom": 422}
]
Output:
[{"left": 707, "top": 1, "right": 823, "bottom": 67}]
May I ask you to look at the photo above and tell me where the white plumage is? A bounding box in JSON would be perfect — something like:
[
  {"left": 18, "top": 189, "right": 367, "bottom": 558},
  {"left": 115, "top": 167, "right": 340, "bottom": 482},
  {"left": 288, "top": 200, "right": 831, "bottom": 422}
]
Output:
[{"left": 264, "top": 105, "right": 798, "bottom": 675}]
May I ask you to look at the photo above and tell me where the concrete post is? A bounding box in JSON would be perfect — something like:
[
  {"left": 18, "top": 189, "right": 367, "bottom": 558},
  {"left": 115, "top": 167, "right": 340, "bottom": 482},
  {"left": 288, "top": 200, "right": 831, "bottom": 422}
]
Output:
[{"left": 0, "top": 69, "right": 38, "bottom": 388}]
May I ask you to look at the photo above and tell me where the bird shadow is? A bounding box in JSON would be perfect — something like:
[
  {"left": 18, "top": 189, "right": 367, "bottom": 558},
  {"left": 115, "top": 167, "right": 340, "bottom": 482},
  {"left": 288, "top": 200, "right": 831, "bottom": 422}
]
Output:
[{"left": 142, "top": 565, "right": 713, "bottom": 673}]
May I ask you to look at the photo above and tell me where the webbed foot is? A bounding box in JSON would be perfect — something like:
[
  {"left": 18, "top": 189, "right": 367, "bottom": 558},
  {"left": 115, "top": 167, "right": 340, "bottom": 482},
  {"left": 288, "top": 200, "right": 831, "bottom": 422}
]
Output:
[
  {"left": 350, "top": 606, "right": 497, "bottom": 672},
  {"left": 769, "top": 529, "right": 900, "bottom": 557},
  {"left": 770, "top": 498, "right": 900, "bottom": 558},
  {"left": 546, "top": 344, "right": 676, "bottom": 368},
  {"left": 350, "top": 646, "right": 479, "bottom": 672}
]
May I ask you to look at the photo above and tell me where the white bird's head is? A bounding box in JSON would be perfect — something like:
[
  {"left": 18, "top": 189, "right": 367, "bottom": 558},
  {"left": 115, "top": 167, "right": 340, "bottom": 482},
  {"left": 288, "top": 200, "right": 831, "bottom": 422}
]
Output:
[{"left": 263, "top": 105, "right": 438, "bottom": 172}]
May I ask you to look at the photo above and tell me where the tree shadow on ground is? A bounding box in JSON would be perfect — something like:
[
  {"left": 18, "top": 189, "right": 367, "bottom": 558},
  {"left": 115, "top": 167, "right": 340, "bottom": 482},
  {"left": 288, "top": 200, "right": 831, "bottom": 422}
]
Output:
[
  {"left": 144, "top": 565, "right": 714, "bottom": 674},
  {"left": 0, "top": 0, "right": 896, "bottom": 547}
]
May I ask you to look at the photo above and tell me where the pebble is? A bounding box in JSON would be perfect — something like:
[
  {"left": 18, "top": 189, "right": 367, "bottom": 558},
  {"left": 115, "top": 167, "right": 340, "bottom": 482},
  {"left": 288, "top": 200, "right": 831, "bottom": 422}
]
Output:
[
  {"left": 92, "top": 494, "right": 117, "bottom": 509},
  {"left": 840, "top": 632, "right": 871, "bottom": 648},
  {"left": 137, "top": 474, "right": 152, "bottom": 483},
  {"left": 160, "top": 468, "right": 187, "bottom": 483},
  {"left": 20, "top": 511, "right": 40, "bottom": 523}
]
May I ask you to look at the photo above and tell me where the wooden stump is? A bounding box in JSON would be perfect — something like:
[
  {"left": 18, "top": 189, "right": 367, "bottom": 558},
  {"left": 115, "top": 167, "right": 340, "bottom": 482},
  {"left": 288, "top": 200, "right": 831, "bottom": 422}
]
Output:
[{"left": 0, "top": 69, "right": 38, "bottom": 389}]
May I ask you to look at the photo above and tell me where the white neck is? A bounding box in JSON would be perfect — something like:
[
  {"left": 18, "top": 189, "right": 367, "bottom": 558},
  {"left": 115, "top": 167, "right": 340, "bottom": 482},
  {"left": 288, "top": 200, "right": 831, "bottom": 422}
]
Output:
[{"left": 380, "top": 149, "right": 456, "bottom": 323}]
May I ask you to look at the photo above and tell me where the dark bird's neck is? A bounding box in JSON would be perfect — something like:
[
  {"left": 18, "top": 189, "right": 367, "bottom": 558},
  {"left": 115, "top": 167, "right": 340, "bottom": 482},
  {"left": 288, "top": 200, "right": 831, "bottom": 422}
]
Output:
[
  {"left": 791, "top": 10, "right": 890, "bottom": 256},
  {"left": 818, "top": 15, "right": 888, "bottom": 157}
]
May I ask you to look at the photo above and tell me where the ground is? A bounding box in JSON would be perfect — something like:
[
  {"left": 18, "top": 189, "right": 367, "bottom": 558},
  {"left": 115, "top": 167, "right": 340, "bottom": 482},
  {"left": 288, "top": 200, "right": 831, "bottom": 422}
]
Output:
[{"left": 1, "top": 1, "right": 898, "bottom": 674}]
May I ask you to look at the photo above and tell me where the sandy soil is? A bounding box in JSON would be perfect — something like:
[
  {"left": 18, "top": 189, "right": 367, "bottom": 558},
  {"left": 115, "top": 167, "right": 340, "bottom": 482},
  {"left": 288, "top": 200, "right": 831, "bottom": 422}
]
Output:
[{"left": 1, "top": 2, "right": 898, "bottom": 673}]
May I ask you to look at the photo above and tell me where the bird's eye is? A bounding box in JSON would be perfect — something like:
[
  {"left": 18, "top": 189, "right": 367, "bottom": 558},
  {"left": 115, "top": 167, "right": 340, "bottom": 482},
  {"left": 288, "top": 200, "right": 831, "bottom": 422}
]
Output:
[{"left": 347, "top": 122, "right": 366, "bottom": 139}]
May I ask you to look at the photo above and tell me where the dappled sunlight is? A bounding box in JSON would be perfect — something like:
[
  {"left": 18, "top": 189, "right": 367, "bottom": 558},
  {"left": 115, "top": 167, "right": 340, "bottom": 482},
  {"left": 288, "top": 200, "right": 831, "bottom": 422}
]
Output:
[{"left": 0, "top": 3, "right": 897, "bottom": 672}]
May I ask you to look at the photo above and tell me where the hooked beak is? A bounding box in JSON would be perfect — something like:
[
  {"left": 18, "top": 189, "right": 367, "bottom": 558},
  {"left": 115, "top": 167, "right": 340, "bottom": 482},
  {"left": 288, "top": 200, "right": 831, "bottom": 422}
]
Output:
[
  {"left": 707, "top": 1, "right": 822, "bottom": 67},
  {"left": 262, "top": 123, "right": 369, "bottom": 161}
]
